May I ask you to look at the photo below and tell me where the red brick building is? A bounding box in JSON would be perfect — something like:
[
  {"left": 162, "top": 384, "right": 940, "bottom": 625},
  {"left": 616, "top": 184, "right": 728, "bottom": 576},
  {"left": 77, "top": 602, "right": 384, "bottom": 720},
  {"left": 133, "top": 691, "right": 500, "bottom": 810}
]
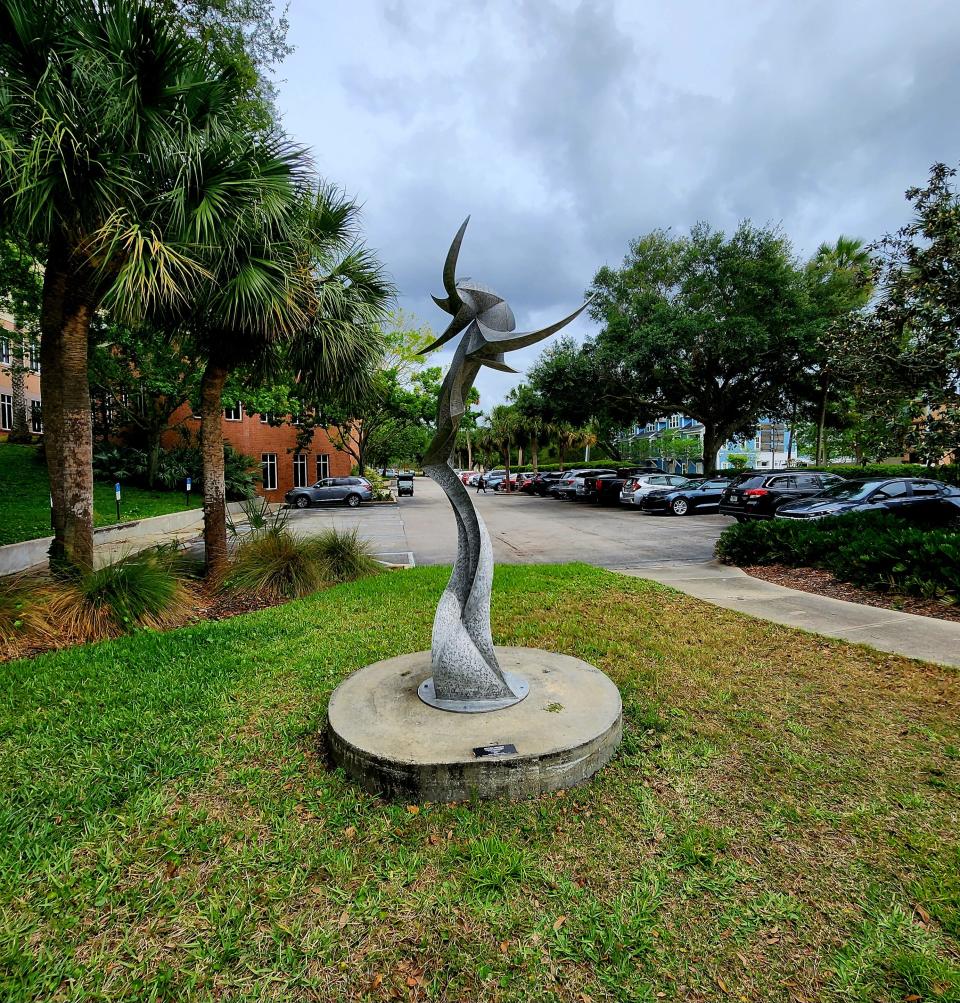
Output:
[
  {"left": 2, "top": 312, "right": 352, "bottom": 501},
  {"left": 0, "top": 312, "right": 44, "bottom": 438},
  {"left": 162, "top": 402, "right": 352, "bottom": 502}
]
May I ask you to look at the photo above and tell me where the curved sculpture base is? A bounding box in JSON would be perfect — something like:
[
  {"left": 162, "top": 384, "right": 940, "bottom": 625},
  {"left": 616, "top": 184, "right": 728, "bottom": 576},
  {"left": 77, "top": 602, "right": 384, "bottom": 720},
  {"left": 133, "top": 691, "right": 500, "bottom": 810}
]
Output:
[
  {"left": 326, "top": 647, "right": 623, "bottom": 802},
  {"left": 418, "top": 670, "right": 529, "bottom": 713}
]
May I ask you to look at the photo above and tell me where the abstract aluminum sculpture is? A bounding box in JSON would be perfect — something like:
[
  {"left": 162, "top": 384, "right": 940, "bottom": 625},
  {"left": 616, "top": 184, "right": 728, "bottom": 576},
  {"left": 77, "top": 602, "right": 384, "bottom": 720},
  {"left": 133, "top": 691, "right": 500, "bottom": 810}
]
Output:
[{"left": 417, "top": 217, "right": 590, "bottom": 712}]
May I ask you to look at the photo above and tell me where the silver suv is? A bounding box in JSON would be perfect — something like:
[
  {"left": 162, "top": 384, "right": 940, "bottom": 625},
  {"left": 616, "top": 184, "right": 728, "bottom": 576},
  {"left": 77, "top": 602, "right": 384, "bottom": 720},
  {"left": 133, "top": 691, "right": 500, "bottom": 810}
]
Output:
[{"left": 285, "top": 476, "right": 372, "bottom": 509}]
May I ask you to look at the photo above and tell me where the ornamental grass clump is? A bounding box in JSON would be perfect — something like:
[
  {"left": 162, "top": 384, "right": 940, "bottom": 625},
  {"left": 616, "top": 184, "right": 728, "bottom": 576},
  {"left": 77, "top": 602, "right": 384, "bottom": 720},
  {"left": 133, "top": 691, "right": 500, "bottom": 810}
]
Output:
[
  {"left": 36, "top": 547, "right": 193, "bottom": 644},
  {"left": 312, "top": 527, "right": 381, "bottom": 583},
  {"left": 0, "top": 576, "right": 56, "bottom": 656},
  {"left": 227, "top": 528, "right": 333, "bottom": 600}
]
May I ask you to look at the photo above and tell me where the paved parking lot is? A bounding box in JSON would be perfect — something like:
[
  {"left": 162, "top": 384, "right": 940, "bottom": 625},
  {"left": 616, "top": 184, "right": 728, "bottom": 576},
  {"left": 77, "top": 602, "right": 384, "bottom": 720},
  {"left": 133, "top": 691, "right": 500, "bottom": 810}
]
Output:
[{"left": 396, "top": 476, "right": 727, "bottom": 568}]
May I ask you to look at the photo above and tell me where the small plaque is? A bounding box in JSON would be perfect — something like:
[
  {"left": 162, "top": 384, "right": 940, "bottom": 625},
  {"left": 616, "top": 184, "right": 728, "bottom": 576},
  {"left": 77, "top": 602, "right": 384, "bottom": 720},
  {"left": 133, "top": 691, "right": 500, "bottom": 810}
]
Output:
[{"left": 473, "top": 743, "right": 518, "bottom": 758}]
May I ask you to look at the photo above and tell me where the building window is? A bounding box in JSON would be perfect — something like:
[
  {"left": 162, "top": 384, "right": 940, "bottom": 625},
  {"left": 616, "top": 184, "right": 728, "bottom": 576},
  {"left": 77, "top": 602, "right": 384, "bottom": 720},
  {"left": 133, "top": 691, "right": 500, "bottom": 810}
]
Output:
[
  {"left": 28, "top": 343, "right": 40, "bottom": 372},
  {"left": 224, "top": 402, "right": 243, "bottom": 421},
  {"left": 293, "top": 452, "right": 308, "bottom": 487},
  {"left": 669, "top": 414, "right": 682, "bottom": 429},
  {"left": 0, "top": 339, "right": 10, "bottom": 365},
  {"left": 259, "top": 411, "right": 276, "bottom": 424},
  {"left": 261, "top": 452, "right": 277, "bottom": 491},
  {"left": 30, "top": 400, "right": 43, "bottom": 434},
  {"left": 0, "top": 393, "right": 11, "bottom": 430},
  {"left": 316, "top": 453, "right": 330, "bottom": 480}
]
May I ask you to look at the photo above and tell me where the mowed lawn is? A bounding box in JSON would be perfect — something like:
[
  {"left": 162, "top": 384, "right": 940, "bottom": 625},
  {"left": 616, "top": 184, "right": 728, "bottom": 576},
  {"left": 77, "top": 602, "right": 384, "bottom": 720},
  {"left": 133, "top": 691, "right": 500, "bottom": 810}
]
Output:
[
  {"left": 2, "top": 565, "right": 958, "bottom": 1002},
  {"left": 0, "top": 443, "right": 199, "bottom": 546}
]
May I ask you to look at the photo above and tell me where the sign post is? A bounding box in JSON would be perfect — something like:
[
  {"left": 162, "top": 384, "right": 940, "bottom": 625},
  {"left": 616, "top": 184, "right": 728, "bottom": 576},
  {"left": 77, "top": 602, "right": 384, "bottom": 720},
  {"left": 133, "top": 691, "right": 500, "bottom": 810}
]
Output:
[
  {"left": 185, "top": 476, "right": 192, "bottom": 507},
  {"left": 115, "top": 482, "right": 121, "bottom": 524}
]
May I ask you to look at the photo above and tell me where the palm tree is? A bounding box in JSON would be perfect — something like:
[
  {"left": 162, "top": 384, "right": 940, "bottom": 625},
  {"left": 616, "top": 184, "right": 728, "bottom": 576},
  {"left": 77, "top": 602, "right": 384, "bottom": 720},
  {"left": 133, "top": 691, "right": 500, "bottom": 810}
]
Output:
[
  {"left": 181, "top": 180, "right": 392, "bottom": 579},
  {"left": 554, "top": 422, "right": 589, "bottom": 471},
  {"left": 0, "top": 0, "right": 256, "bottom": 574},
  {"left": 806, "top": 236, "right": 873, "bottom": 464},
  {"left": 487, "top": 405, "right": 520, "bottom": 491}
]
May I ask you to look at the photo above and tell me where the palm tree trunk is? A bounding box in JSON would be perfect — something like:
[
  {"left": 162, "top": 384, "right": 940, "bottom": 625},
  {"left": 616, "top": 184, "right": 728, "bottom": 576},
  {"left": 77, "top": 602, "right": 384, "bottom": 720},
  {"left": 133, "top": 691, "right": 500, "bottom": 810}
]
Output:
[
  {"left": 815, "top": 378, "right": 829, "bottom": 465},
  {"left": 531, "top": 435, "right": 539, "bottom": 472},
  {"left": 466, "top": 429, "right": 473, "bottom": 470},
  {"left": 503, "top": 447, "right": 511, "bottom": 493},
  {"left": 40, "top": 252, "right": 96, "bottom": 576},
  {"left": 200, "top": 360, "right": 230, "bottom": 580}
]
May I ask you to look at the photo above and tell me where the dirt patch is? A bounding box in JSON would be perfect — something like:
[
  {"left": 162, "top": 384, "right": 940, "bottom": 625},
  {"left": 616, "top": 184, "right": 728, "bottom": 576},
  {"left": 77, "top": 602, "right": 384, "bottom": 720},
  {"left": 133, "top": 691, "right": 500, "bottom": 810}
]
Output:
[{"left": 743, "top": 563, "right": 960, "bottom": 623}]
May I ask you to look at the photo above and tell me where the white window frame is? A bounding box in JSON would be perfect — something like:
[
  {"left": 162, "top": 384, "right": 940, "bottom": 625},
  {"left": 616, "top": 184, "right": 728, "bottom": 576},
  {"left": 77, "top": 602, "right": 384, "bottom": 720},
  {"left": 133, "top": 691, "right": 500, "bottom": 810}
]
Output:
[
  {"left": 261, "top": 452, "right": 278, "bottom": 491},
  {"left": 669, "top": 414, "right": 682, "bottom": 429},
  {"left": 0, "top": 339, "right": 10, "bottom": 366},
  {"left": 30, "top": 399, "right": 42, "bottom": 434},
  {"left": 0, "top": 393, "right": 11, "bottom": 430},
  {"left": 28, "top": 343, "right": 40, "bottom": 372},
  {"left": 316, "top": 453, "right": 330, "bottom": 480},
  {"left": 224, "top": 402, "right": 243, "bottom": 421},
  {"left": 293, "top": 452, "right": 308, "bottom": 487}
]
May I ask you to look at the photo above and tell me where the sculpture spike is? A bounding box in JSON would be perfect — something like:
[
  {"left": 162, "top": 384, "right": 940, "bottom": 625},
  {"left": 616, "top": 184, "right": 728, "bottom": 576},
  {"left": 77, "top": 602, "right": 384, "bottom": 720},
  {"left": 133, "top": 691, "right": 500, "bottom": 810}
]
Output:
[{"left": 471, "top": 296, "right": 592, "bottom": 356}]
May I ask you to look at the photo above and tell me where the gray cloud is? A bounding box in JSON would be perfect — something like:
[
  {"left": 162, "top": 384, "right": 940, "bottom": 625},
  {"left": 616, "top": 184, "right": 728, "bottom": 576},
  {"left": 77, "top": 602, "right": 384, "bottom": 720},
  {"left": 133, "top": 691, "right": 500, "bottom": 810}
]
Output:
[{"left": 278, "top": 0, "right": 960, "bottom": 408}]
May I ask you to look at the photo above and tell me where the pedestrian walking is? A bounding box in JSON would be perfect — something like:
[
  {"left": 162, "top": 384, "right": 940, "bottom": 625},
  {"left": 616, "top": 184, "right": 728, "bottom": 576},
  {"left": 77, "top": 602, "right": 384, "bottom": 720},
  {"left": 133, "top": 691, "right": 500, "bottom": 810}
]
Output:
[{"left": 476, "top": 473, "right": 487, "bottom": 493}]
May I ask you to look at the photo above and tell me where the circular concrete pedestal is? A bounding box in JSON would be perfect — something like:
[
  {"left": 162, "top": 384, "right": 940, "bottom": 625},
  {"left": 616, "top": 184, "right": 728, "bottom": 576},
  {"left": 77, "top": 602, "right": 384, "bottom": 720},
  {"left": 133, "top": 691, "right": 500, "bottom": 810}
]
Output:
[{"left": 326, "top": 647, "right": 622, "bottom": 802}]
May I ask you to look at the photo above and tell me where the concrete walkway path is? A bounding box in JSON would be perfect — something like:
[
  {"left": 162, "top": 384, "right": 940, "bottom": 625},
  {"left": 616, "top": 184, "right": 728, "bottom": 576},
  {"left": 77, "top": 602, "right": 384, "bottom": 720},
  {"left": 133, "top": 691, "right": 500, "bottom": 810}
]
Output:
[{"left": 620, "top": 561, "right": 960, "bottom": 668}]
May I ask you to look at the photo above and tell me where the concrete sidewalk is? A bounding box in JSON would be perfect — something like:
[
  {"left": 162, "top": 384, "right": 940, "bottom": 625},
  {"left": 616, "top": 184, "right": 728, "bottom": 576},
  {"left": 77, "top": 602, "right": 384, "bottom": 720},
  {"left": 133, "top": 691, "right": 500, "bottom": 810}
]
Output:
[{"left": 620, "top": 561, "right": 960, "bottom": 668}]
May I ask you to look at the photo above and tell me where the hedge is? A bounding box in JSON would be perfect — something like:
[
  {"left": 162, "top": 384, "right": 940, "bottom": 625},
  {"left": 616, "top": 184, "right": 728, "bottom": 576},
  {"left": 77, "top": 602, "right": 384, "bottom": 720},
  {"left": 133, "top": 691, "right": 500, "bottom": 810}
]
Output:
[{"left": 715, "top": 511, "right": 960, "bottom": 601}]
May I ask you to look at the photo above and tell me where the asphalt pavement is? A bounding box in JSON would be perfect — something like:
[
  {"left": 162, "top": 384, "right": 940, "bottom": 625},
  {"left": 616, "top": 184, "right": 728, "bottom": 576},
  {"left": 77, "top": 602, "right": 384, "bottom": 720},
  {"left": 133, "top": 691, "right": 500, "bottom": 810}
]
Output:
[{"left": 397, "top": 475, "right": 725, "bottom": 568}]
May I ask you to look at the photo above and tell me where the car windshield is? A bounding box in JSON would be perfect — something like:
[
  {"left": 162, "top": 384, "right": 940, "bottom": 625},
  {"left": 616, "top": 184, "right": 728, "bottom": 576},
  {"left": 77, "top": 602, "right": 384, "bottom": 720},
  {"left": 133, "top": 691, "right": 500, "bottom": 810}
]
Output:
[{"left": 818, "top": 480, "right": 888, "bottom": 501}]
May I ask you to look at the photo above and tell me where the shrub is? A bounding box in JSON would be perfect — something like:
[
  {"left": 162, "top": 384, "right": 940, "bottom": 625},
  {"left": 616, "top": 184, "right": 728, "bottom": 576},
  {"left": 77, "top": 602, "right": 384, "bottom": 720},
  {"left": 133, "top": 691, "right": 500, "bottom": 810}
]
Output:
[
  {"left": 716, "top": 512, "right": 960, "bottom": 601},
  {"left": 92, "top": 445, "right": 147, "bottom": 482},
  {"left": 312, "top": 527, "right": 380, "bottom": 583},
  {"left": 227, "top": 527, "right": 332, "bottom": 599},
  {"left": 35, "top": 546, "right": 193, "bottom": 643},
  {"left": 363, "top": 468, "right": 392, "bottom": 501}
]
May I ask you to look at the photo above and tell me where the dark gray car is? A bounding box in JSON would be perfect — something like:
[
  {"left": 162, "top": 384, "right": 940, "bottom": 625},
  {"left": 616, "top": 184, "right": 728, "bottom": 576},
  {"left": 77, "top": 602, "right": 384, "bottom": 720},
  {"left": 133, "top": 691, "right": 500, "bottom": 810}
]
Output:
[{"left": 285, "top": 476, "right": 372, "bottom": 509}]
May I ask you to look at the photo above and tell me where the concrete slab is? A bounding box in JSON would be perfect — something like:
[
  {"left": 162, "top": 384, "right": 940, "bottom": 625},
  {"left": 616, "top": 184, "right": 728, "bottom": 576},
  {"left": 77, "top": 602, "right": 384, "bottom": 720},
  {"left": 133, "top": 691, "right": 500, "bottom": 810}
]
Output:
[{"left": 327, "top": 647, "right": 622, "bottom": 802}]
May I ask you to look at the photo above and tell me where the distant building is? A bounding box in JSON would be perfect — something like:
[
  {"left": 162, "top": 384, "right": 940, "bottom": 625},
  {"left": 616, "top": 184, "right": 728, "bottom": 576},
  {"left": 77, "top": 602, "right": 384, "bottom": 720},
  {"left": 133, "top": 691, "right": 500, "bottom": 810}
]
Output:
[{"left": 618, "top": 412, "right": 810, "bottom": 473}]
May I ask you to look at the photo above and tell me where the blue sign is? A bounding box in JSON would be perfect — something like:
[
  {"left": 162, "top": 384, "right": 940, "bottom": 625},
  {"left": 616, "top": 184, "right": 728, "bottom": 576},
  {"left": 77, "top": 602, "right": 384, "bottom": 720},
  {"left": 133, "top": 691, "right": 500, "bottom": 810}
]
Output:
[
  {"left": 115, "top": 482, "right": 121, "bottom": 500},
  {"left": 186, "top": 477, "right": 192, "bottom": 492}
]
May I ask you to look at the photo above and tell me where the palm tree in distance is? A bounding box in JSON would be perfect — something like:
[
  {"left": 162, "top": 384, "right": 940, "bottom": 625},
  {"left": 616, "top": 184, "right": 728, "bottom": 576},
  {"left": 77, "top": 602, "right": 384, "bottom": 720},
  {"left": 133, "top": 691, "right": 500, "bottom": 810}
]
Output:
[
  {"left": 806, "top": 236, "right": 874, "bottom": 464},
  {"left": 182, "top": 181, "right": 393, "bottom": 580},
  {"left": 0, "top": 0, "right": 264, "bottom": 574}
]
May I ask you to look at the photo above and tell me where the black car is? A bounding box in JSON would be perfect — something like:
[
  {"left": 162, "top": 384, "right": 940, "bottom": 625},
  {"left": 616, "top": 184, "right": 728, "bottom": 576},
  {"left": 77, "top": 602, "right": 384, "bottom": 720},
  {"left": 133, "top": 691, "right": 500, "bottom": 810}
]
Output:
[
  {"left": 775, "top": 477, "right": 960, "bottom": 524},
  {"left": 639, "top": 478, "right": 731, "bottom": 516},
  {"left": 719, "top": 471, "right": 844, "bottom": 521}
]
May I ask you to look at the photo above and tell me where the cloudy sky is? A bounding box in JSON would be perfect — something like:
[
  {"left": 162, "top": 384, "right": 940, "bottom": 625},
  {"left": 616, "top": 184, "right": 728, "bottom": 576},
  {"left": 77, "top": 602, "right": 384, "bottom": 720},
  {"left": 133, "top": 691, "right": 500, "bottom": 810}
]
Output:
[{"left": 276, "top": 0, "right": 960, "bottom": 410}]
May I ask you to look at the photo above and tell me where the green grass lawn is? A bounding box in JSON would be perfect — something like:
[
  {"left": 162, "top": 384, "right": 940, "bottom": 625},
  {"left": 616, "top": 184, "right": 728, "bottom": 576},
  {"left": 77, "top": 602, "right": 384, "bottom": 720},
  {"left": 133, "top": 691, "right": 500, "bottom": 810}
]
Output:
[
  {"left": 2, "top": 565, "right": 958, "bottom": 1002},
  {"left": 0, "top": 442, "right": 199, "bottom": 546}
]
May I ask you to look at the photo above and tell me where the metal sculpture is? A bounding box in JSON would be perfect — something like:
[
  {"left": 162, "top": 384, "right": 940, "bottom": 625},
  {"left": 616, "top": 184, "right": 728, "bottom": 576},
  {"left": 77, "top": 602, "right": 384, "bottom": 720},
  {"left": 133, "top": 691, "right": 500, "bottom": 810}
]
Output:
[{"left": 417, "top": 217, "right": 590, "bottom": 713}]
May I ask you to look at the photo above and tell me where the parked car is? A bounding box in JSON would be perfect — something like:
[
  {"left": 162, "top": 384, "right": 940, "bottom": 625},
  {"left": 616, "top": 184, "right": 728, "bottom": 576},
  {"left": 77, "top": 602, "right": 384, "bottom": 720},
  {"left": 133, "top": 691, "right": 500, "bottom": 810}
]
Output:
[
  {"left": 495, "top": 472, "right": 523, "bottom": 492},
  {"left": 577, "top": 467, "right": 648, "bottom": 504},
  {"left": 396, "top": 473, "right": 414, "bottom": 497},
  {"left": 719, "top": 470, "right": 845, "bottom": 521},
  {"left": 775, "top": 477, "right": 960, "bottom": 524},
  {"left": 555, "top": 468, "right": 615, "bottom": 500},
  {"left": 517, "top": 472, "right": 537, "bottom": 493},
  {"left": 464, "top": 471, "right": 481, "bottom": 486},
  {"left": 638, "top": 477, "right": 731, "bottom": 516},
  {"left": 484, "top": 469, "right": 507, "bottom": 490},
  {"left": 380, "top": 468, "right": 399, "bottom": 479},
  {"left": 285, "top": 476, "right": 373, "bottom": 509},
  {"left": 532, "top": 471, "right": 565, "bottom": 496},
  {"left": 625, "top": 473, "right": 691, "bottom": 505}
]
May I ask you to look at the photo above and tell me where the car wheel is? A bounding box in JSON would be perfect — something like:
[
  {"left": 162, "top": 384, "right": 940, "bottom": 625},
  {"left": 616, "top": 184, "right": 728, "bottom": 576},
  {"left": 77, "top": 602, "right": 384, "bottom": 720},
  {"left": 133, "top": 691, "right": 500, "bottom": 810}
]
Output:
[
  {"left": 671, "top": 498, "right": 689, "bottom": 516},
  {"left": 295, "top": 495, "right": 310, "bottom": 509},
  {"left": 345, "top": 493, "right": 361, "bottom": 508}
]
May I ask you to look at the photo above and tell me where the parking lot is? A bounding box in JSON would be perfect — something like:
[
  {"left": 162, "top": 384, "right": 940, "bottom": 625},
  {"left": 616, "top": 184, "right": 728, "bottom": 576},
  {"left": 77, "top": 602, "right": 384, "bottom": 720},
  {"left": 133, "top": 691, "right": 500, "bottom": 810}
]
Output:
[{"left": 396, "top": 475, "right": 727, "bottom": 568}]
